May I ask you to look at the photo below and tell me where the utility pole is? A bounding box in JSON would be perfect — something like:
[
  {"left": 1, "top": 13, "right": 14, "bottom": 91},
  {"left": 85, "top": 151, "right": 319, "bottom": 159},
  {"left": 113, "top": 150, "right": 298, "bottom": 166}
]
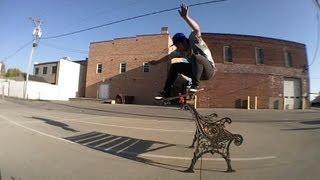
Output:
[{"left": 24, "top": 17, "right": 42, "bottom": 99}]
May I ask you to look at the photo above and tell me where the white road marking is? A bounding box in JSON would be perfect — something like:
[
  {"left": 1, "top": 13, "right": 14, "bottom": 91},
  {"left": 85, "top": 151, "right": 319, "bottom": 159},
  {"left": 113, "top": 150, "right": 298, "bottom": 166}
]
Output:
[
  {"left": 0, "top": 114, "right": 75, "bottom": 144},
  {"left": 68, "top": 120, "right": 194, "bottom": 133},
  {"left": 138, "top": 154, "right": 277, "bottom": 161},
  {"left": 117, "top": 150, "right": 277, "bottom": 161}
]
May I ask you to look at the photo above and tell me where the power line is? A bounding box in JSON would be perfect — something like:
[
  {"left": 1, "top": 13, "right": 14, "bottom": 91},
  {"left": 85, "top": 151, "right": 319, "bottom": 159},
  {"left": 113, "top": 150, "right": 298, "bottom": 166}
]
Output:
[
  {"left": 46, "top": 0, "right": 144, "bottom": 38},
  {"left": 41, "top": 42, "right": 88, "bottom": 54},
  {"left": 308, "top": 12, "right": 320, "bottom": 68},
  {"left": 307, "top": 0, "right": 320, "bottom": 68},
  {"left": 1, "top": 40, "right": 33, "bottom": 62},
  {"left": 42, "top": 0, "right": 227, "bottom": 40}
]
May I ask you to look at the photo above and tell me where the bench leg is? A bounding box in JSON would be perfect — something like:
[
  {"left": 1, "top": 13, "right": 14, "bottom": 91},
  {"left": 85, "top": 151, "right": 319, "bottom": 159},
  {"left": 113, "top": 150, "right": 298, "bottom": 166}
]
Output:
[
  {"left": 185, "top": 140, "right": 210, "bottom": 173},
  {"left": 188, "top": 129, "right": 198, "bottom": 148},
  {"left": 219, "top": 141, "right": 235, "bottom": 172}
]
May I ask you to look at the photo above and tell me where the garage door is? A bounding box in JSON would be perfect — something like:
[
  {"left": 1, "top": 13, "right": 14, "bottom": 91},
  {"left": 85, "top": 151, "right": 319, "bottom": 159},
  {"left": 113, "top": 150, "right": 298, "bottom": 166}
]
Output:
[
  {"left": 99, "top": 84, "right": 109, "bottom": 100},
  {"left": 283, "top": 78, "right": 301, "bottom": 109}
]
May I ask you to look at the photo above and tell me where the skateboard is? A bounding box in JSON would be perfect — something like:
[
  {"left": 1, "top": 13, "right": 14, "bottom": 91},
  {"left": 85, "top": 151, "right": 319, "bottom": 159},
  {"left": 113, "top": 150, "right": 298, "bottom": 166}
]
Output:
[{"left": 155, "top": 88, "right": 204, "bottom": 105}]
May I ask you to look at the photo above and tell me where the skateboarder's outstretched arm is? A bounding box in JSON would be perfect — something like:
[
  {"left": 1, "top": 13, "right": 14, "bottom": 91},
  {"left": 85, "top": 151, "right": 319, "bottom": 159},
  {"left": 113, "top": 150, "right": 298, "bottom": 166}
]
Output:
[{"left": 179, "top": 3, "right": 201, "bottom": 37}]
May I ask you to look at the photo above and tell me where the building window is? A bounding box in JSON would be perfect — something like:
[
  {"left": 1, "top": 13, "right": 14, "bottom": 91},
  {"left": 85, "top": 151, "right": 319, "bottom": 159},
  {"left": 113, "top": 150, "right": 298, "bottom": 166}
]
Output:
[
  {"left": 43, "top": 67, "right": 48, "bottom": 74},
  {"left": 143, "top": 62, "right": 150, "bottom": 73},
  {"left": 223, "top": 46, "right": 233, "bottom": 62},
  {"left": 284, "top": 51, "right": 293, "bottom": 67},
  {"left": 120, "top": 63, "right": 127, "bottom": 73},
  {"left": 96, "top": 63, "right": 102, "bottom": 74},
  {"left": 35, "top": 67, "right": 39, "bottom": 75},
  {"left": 256, "top": 47, "right": 264, "bottom": 64},
  {"left": 52, "top": 66, "right": 57, "bottom": 74}
]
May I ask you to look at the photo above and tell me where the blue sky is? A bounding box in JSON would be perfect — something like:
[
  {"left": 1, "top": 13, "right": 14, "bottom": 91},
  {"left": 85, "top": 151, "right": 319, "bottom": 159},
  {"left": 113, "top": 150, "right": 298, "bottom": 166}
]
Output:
[{"left": 0, "top": 0, "right": 319, "bottom": 99}]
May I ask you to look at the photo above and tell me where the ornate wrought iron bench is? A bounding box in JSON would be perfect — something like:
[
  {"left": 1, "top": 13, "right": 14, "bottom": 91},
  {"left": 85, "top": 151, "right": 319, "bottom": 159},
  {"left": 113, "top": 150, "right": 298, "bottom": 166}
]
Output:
[{"left": 183, "top": 101, "right": 243, "bottom": 173}]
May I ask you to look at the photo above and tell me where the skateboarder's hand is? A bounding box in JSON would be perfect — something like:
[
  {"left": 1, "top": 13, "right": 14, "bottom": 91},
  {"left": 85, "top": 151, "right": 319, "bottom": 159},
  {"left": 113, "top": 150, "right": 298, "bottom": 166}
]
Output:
[{"left": 179, "top": 3, "right": 189, "bottom": 18}]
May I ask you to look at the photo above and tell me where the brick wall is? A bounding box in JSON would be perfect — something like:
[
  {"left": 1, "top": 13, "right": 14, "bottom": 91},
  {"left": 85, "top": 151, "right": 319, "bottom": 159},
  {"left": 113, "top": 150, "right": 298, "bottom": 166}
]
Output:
[
  {"left": 85, "top": 33, "right": 172, "bottom": 104},
  {"left": 86, "top": 32, "right": 309, "bottom": 108}
]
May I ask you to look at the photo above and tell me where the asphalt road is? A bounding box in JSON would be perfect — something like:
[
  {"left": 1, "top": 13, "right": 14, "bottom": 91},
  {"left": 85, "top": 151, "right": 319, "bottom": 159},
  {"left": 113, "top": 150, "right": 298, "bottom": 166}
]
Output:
[{"left": 0, "top": 98, "right": 319, "bottom": 180}]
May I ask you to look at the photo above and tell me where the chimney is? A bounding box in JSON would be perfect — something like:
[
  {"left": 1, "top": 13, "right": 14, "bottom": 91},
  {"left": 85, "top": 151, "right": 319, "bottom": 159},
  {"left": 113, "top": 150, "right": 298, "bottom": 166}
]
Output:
[{"left": 161, "top": 27, "right": 169, "bottom": 34}]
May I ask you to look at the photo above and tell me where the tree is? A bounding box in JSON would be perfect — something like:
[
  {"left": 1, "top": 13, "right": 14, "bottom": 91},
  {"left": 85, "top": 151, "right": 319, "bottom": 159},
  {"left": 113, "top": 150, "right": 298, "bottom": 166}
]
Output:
[{"left": 5, "top": 68, "right": 22, "bottom": 77}]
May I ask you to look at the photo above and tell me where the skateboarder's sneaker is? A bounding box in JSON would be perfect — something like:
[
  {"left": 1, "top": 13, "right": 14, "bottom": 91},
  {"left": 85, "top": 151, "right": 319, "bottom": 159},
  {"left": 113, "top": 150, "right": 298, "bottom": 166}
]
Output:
[
  {"left": 154, "top": 91, "right": 169, "bottom": 100},
  {"left": 189, "top": 86, "right": 201, "bottom": 93}
]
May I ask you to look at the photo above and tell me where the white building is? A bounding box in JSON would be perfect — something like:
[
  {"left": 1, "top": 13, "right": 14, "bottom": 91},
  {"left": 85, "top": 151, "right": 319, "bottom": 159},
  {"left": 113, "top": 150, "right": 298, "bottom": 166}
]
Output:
[
  {"left": 33, "top": 57, "right": 87, "bottom": 97},
  {"left": 0, "top": 58, "right": 87, "bottom": 100}
]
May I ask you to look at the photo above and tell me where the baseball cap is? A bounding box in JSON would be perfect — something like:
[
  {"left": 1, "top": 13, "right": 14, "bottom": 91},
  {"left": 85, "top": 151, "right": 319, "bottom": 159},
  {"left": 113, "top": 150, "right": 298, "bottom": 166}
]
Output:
[{"left": 171, "top": 33, "right": 187, "bottom": 46}]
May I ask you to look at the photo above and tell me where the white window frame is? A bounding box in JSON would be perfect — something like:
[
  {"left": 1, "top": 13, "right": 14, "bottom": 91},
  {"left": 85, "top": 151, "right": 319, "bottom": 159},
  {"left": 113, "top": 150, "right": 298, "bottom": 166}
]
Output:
[
  {"left": 119, "top": 63, "right": 127, "bottom": 74},
  {"left": 96, "top": 63, "right": 103, "bottom": 74}
]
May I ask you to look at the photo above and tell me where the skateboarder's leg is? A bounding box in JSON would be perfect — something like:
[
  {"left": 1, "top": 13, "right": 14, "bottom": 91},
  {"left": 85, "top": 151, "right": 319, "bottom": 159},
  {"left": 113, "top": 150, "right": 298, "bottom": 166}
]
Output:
[
  {"left": 190, "top": 54, "right": 216, "bottom": 88},
  {"left": 162, "top": 62, "right": 192, "bottom": 96}
]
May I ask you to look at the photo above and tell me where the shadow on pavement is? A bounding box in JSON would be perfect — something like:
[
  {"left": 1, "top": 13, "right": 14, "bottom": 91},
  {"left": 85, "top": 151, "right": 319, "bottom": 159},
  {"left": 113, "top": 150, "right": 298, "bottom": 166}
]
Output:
[
  {"left": 281, "top": 127, "right": 320, "bottom": 131},
  {"left": 31, "top": 116, "right": 79, "bottom": 132},
  {"left": 281, "top": 120, "right": 320, "bottom": 131},
  {"left": 300, "top": 120, "right": 320, "bottom": 125},
  {"left": 64, "top": 131, "right": 224, "bottom": 173}
]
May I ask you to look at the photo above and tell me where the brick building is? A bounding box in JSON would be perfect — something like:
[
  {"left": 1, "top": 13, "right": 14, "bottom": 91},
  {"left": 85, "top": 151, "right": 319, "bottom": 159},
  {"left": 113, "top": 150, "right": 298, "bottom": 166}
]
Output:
[
  {"left": 86, "top": 29, "right": 309, "bottom": 109},
  {"left": 85, "top": 28, "right": 173, "bottom": 104}
]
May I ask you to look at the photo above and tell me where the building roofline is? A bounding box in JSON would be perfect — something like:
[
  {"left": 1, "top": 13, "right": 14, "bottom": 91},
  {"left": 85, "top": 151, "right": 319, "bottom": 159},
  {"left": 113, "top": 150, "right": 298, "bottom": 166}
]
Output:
[
  {"left": 90, "top": 33, "right": 169, "bottom": 45},
  {"left": 34, "top": 61, "right": 59, "bottom": 66},
  {"left": 34, "top": 59, "right": 87, "bottom": 66},
  {"left": 202, "top": 33, "right": 306, "bottom": 47}
]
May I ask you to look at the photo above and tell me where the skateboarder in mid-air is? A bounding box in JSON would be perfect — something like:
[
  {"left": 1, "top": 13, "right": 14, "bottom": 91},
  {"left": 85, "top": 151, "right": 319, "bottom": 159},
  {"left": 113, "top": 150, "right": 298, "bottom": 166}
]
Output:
[{"left": 150, "top": 3, "right": 217, "bottom": 100}]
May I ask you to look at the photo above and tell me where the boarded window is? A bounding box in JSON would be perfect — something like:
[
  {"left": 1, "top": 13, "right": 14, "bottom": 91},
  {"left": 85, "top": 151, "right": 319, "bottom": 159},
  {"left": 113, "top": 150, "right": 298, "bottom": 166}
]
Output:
[
  {"left": 223, "top": 46, "right": 233, "bottom": 62},
  {"left": 43, "top": 67, "right": 48, "bottom": 74},
  {"left": 96, "top": 63, "right": 102, "bottom": 74},
  {"left": 143, "top": 62, "right": 150, "bottom": 73},
  {"left": 256, "top": 47, "right": 264, "bottom": 64},
  {"left": 120, "top": 63, "right": 127, "bottom": 73}
]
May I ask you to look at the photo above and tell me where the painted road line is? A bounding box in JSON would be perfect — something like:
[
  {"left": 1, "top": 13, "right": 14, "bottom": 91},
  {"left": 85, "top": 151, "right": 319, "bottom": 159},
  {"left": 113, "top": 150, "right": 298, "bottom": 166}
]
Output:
[
  {"left": 0, "top": 114, "right": 75, "bottom": 144},
  {"left": 68, "top": 120, "right": 194, "bottom": 133},
  {"left": 0, "top": 114, "right": 277, "bottom": 162},
  {"left": 118, "top": 150, "right": 277, "bottom": 161},
  {"left": 15, "top": 114, "right": 194, "bottom": 133}
]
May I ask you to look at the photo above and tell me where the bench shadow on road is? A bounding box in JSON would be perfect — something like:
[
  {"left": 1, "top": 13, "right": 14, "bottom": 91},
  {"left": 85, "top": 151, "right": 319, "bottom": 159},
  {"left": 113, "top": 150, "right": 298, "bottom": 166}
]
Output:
[{"left": 64, "top": 131, "right": 224, "bottom": 173}]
